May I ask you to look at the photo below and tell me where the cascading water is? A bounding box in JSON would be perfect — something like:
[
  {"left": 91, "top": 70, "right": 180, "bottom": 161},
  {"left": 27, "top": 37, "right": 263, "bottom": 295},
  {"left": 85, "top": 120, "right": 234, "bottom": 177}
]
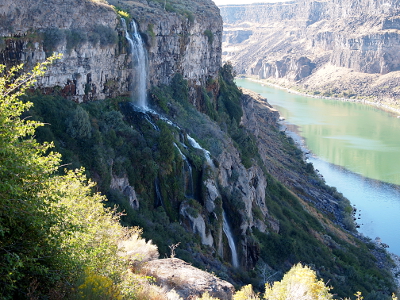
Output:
[
  {"left": 187, "top": 134, "right": 213, "bottom": 166},
  {"left": 174, "top": 144, "right": 194, "bottom": 197},
  {"left": 122, "top": 18, "right": 148, "bottom": 110},
  {"left": 154, "top": 178, "right": 164, "bottom": 207},
  {"left": 222, "top": 210, "right": 239, "bottom": 268}
]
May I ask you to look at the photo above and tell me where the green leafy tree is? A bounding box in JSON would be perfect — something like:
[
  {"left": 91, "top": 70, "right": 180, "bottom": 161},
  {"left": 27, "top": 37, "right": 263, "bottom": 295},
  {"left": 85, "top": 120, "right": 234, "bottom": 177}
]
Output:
[
  {"left": 0, "top": 56, "right": 156, "bottom": 298},
  {"left": 0, "top": 55, "right": 64, "bottom": 297},
  {"left": 67, "top": 105, "right": 92, "bottom": 139}
]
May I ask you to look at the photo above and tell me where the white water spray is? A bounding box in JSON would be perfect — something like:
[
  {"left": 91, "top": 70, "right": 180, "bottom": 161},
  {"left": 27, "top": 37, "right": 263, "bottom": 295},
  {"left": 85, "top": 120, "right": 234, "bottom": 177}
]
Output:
[
  {"left": 187, "top": 134, "right": 213, "bottom": 165},
  {"left": 222, "top": 210, "right": 239, "bottom": 268},
  {"left": 122, "top": 19, "right": 148, "bottom": 109}
]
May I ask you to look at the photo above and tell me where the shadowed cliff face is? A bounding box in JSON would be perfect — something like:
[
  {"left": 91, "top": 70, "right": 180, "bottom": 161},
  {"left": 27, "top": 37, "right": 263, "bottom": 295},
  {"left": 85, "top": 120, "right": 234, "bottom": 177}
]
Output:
[
  {"left": 0, "top": 0, "right": 222, "bottom": 104},
  {"left": 220, "top": 0, "right": 400, "bottom": 109}
]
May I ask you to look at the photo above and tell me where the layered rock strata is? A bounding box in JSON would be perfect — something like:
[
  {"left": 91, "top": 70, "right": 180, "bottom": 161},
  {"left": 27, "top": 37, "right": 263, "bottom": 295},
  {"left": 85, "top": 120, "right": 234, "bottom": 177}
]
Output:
[
  {"left": 220, "top": 0, "right": 400, "bottom": 109},
  {"left": 0, "top": 0, "right": 222, "bottom": 104}
]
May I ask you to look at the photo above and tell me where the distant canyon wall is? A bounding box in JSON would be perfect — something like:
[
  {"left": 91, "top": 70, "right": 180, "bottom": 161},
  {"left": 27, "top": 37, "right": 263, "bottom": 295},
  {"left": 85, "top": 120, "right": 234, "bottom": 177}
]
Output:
[
  {"left": 220, "top": 0, "right": 400, "bottom": 105},
  {"left": 0, "top": 0, "right": 222, "bottom": 103}
]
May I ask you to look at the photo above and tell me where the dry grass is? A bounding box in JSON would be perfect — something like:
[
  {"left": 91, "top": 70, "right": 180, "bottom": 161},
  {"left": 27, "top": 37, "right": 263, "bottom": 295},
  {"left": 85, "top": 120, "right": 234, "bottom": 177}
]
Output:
[{"left": 118, "top": 232, "right": 159, "bottom": 263}]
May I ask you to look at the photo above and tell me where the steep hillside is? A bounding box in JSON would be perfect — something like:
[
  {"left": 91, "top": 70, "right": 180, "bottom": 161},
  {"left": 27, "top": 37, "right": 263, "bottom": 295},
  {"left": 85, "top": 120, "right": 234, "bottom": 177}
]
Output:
[
  {"left": 220, "top": 0, "right": 400, "bottom": 111},
  {"left": 0, "top": 0, "right": 397, "bottom": 299}
]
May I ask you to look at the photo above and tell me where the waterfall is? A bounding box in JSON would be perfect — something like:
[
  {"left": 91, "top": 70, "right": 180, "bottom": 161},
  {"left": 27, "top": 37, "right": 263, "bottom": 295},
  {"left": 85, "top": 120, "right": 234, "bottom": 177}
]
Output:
[
  {"left": 222, "top": 210, "right": 239, "bottom": 268},
  {"left": 174, "top": 144, "right": 194, "bottom": 197},
  {"left": 122, "top": 19, "right": 148, "bottom": 110},
  {"left": 187, "top": 134, "right": 213, "bottom": 166},
  {"left": 154, "top": 178, "right": 164, "bottom": 207},
  {"left": 142, "top": 112, "right": 159, "bottom": 131}
]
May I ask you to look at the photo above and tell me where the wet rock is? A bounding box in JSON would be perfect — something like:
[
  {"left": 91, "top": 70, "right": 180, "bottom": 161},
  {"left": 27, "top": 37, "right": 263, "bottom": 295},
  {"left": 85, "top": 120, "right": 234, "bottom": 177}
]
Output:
[{"left": 180, "top": 202, "right": 214, "bottom": 247}]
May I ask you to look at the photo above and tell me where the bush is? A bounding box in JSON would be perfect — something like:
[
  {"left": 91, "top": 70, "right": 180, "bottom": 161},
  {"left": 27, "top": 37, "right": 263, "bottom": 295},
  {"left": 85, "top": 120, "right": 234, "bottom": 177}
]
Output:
[
  {"left": 264, "top": 264, "right": 333, "bottom": 300},
  {"left": 66, "top": 29, "right": 87, "bottom": 52},
  {"left": 204, "top": 29, "right": 214, "bottom": 44},
  {"left": 234, "top": 285, "right": 260, "bottom": 300},
  {"left": 171, "top": 73, "right": 189, "bottom": 106},
  {"left": 43, "top": 28, "right": 65, "bottom": 53},
  {"left": 88, "top": 25, "right": 118, "bottom": 47},
  {"left": 66, "top": 106, "right": 92, "bottom": 139}
]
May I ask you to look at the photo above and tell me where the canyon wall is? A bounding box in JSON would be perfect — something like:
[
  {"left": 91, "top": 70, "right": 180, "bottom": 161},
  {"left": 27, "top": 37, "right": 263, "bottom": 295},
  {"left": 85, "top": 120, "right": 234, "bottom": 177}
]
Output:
[
  {"left": 220, "top": 0, "right": 400, "bottom": 107},
  {"left": 0, "top": 0, "right": 222, "bottom": 103}
]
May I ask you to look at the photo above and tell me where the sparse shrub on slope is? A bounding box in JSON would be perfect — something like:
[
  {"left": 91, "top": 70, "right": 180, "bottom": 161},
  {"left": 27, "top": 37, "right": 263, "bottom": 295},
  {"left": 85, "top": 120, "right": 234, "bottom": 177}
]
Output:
[
  {"left": 234, "top": 285, "right": 260, "bottom": 300},
  {"left": 264, "top": 264, "right": 333, "bottom": 300}
]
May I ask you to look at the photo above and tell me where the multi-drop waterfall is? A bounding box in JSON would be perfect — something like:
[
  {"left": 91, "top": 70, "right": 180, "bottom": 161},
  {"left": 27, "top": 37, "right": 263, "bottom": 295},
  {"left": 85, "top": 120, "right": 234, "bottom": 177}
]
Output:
[
  {"left": 122, "top": 19, "right": 148, "bottom": 110},
  {"left": 222, "top": 210, "right": 239, "bottom": 268}
]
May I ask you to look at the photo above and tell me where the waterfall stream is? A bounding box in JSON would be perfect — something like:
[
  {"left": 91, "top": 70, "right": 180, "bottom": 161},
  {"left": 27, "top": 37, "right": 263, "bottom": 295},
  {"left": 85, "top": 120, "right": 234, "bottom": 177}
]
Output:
[
  {"left": 122, "top": 19, "right": 148, "bottom": 109},
  {"left": 222, "top": 210, "right": 239, "bottom": 268},
  {"left": 174, "top": 144, "right": 194, "bottom": 197},
  {"left": 187, "top": 134, "right": 213, "bottom": 166}
]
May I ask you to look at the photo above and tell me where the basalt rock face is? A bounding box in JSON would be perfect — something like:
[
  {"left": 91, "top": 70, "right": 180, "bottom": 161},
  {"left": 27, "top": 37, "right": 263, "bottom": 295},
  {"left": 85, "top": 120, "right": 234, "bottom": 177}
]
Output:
[
  {"left": 0, "top": 0, "right": 126, "bottom": 102},
  {"left": 112, "top": 0, "right": 223, "bottom": 109},
  {"left": 0, "top": 0, "right": 222, "bottom": 104},
  {"left": 220, "top": 0, "right": 400, "bottom": 107}
]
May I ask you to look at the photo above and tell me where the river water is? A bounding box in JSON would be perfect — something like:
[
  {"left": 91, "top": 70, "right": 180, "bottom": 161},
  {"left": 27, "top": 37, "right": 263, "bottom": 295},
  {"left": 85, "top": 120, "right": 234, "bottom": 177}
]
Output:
[{"left": 236, "top": 78, "right": 400, "bottom": 255}]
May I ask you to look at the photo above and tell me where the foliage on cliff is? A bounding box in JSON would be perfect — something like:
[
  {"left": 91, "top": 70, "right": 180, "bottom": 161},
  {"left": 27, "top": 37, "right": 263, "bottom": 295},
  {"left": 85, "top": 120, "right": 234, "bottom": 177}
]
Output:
[{"left": 0, "top": 59, "right": 161, "bottom": 299}]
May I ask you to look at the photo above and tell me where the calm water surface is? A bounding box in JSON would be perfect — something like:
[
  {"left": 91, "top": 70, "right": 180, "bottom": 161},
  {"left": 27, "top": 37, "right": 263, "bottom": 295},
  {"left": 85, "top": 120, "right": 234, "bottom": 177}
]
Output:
[{"left": 236, "top": 78, "right": 400, "bottom": 255}]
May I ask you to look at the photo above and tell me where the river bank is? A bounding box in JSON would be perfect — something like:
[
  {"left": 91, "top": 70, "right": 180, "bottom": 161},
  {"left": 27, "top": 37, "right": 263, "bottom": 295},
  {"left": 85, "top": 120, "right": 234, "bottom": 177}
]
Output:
[
  {"left": 277, "top": 107, "right": 400, "bottom": 291},
  {"left": 240, "top": 76, "right": 400, "bottom": 117}
]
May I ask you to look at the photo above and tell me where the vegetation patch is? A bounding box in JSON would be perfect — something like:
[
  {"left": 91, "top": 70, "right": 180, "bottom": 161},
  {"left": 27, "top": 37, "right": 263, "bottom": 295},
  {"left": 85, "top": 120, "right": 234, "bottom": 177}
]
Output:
[{"left": 204, "top": 29, "right": 214, "bottom": 45}]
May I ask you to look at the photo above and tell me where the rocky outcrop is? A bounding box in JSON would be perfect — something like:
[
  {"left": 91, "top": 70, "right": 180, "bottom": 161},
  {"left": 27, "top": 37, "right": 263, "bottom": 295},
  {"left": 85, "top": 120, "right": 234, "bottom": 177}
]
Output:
[
  {"left": 143, "top": 258, "right": 235, "bottom": 299},
  {"left": 110, "top": 174, "right": 139, "bottom": 209},
  {"left": 180, "top": 202, "right": 214, "bottom": 246},
  {"left": 0, "top": 0, "right": 222, "bottom": 104},
  {"left": 220, "top": 0, "right": 400, "bottom": 109},
  {"left": 0, "top": 0, "right": 127, "bottom": 102},
  {"left": 178, "top": 128, "right": 272, "bottom": 268}
]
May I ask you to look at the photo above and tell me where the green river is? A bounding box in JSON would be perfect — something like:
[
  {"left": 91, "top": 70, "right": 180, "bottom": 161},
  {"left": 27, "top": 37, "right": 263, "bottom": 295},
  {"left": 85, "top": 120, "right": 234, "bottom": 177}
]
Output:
[{"left": 236, "top": 78, "right": 400, "bottom": 255}]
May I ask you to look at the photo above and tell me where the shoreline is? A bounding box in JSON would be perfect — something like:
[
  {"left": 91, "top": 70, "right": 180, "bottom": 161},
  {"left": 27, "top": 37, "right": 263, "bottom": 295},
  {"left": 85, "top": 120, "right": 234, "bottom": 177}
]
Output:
[
  {"left": 242, "top": 77, "right": 400, "bottom": 117},
  {"left": 278, "top": 119, "right": 400, "bottom": 290}
]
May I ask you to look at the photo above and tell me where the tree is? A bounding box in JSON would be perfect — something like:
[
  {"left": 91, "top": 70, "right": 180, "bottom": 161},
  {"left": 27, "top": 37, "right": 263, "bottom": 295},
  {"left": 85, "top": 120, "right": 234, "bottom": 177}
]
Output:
[
  {"left": 0, "top": 56, "right": 156, "bottom": 299},
  {"left": 0, "top": 55, "right": 64, "bottom": 297},
  {"left": 66, "top": 105, "right": 92, "bottom": 139}
]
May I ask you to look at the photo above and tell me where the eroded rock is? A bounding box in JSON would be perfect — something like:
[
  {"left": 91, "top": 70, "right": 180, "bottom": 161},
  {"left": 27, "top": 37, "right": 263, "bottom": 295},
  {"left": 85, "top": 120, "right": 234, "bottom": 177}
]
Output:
[{"left": 143, "top": 258, "right": 235, "bottom": 300}]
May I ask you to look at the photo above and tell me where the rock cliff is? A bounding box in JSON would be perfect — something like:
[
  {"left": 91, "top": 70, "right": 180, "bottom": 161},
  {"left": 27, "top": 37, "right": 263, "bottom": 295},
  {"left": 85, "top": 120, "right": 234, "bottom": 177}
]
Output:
[
  {"left": 220, "top": 0, "right": 400, "bottom": 109},
  {"left": 2, "top": 0, "right": 396, "bottom": 296},
  {"left": 0, "top": 0, "right": 222, "bottom": 104}
]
